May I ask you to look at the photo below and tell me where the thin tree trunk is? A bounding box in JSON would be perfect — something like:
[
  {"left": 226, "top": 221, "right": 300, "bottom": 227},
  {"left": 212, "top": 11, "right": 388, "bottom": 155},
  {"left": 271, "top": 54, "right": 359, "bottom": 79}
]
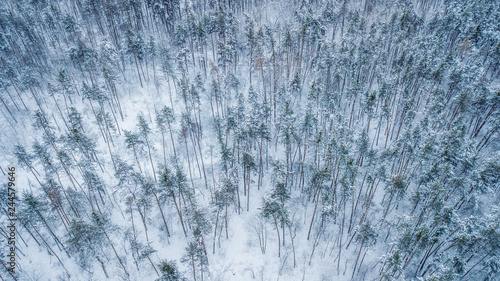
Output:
[{"left": 145, "top": 136, "right": 157, "bottom": 181}]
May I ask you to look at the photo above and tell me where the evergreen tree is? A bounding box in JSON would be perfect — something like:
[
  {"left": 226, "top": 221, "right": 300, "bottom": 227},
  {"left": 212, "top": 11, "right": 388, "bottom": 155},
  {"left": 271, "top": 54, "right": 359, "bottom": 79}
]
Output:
[{"left": 157, "top": 260, "right": 185, "bottom": 281}]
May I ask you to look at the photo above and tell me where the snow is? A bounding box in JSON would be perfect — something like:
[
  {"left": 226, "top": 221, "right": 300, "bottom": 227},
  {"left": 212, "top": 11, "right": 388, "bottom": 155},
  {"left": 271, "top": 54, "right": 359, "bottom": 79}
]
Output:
[{"left": 0, "top": 0, "right": 499, "bottom": 280}]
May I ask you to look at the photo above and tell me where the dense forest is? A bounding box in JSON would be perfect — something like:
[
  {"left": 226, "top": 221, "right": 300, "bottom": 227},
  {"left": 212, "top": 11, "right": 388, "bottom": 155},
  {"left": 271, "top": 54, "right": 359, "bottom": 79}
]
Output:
[{"left": 0, "top": 0, "right": 499, "bottom": 280}]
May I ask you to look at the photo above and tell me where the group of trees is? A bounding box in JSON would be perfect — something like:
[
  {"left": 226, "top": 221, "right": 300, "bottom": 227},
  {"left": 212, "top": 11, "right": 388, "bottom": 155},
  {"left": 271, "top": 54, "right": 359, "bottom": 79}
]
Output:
[{"left": 0, "top": 0, "right": 499, "bottom": 280}]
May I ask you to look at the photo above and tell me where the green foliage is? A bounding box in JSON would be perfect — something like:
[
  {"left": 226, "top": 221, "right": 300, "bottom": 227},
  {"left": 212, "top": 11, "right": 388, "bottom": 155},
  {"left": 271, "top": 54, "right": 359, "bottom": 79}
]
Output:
[
  {"left": 2, "top": 0, "right": 500, "bottom": 280},
  {"left": 356, "top": 222, "right": 377, "bottom": 247},
  {"left": 66, "top": 217, "right": 105, "bottom": 268},
  {"left": 124, "top": 130, "right": 144, "bottom": 149},
  {"left": 157, "top": 260, "right": 185, "bottom": 281}
]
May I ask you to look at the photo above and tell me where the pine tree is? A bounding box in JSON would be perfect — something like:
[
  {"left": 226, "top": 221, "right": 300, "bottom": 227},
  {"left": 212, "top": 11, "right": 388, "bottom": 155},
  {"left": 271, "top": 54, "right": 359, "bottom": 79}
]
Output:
[
  {"left": 66, "top": 217, "right": 108, "bottom": 276},
  {"left": 352, "top": 222, "right": 377, "bottom": 278},
  {"left": 160, "top": 167, "right": 188, "bottom": 237},
  {"left": 124, "top": 130, "right": 145, "bottom": 174},
  {"left": 157, "top": 260, "right": 185, "bottom": 281},
  {"left": 137, "top": 114, "right": 157, "bottom": 181},
  {"left": 125, "top": 29, "right": 146, "bottom": 87}
]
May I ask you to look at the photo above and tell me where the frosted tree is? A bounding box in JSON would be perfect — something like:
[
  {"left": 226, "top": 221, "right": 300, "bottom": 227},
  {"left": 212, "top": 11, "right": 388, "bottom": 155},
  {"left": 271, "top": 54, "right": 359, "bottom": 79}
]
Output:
[
  {"left": 160, "top": 167, "right": 188, "bottom": 237},
  {"left": 124, "top": 29, "right": 146, "bottom": 87},
  {"left": 1, "top": 0, "right": 499, "bottom": 280},
  {"left": 137, "top": 114, "right": 157, "bottom": 181},
  {"left": 124, "top": 130, "right": 145, "bottom": 174},
  {"left": 157, "top": 260, "right": 185, "bottom": 281},
  {"left": 182, "top": 239, "right": 208, "bottom": 281},
  {"left": 261, "top": 163, "right": 291, "bottom": 258},
  {"left": 352, "top": 222, "right": 377, "bottom": 278},
  {"left": 66, "top": 217, "right": 109, "bottom": 277}
]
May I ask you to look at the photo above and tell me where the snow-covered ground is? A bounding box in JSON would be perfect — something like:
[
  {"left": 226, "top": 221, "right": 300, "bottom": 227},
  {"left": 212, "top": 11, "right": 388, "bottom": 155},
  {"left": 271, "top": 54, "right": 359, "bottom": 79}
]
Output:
[{"left": 0, "top": 0, "right": 499, "bottom": 281}]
